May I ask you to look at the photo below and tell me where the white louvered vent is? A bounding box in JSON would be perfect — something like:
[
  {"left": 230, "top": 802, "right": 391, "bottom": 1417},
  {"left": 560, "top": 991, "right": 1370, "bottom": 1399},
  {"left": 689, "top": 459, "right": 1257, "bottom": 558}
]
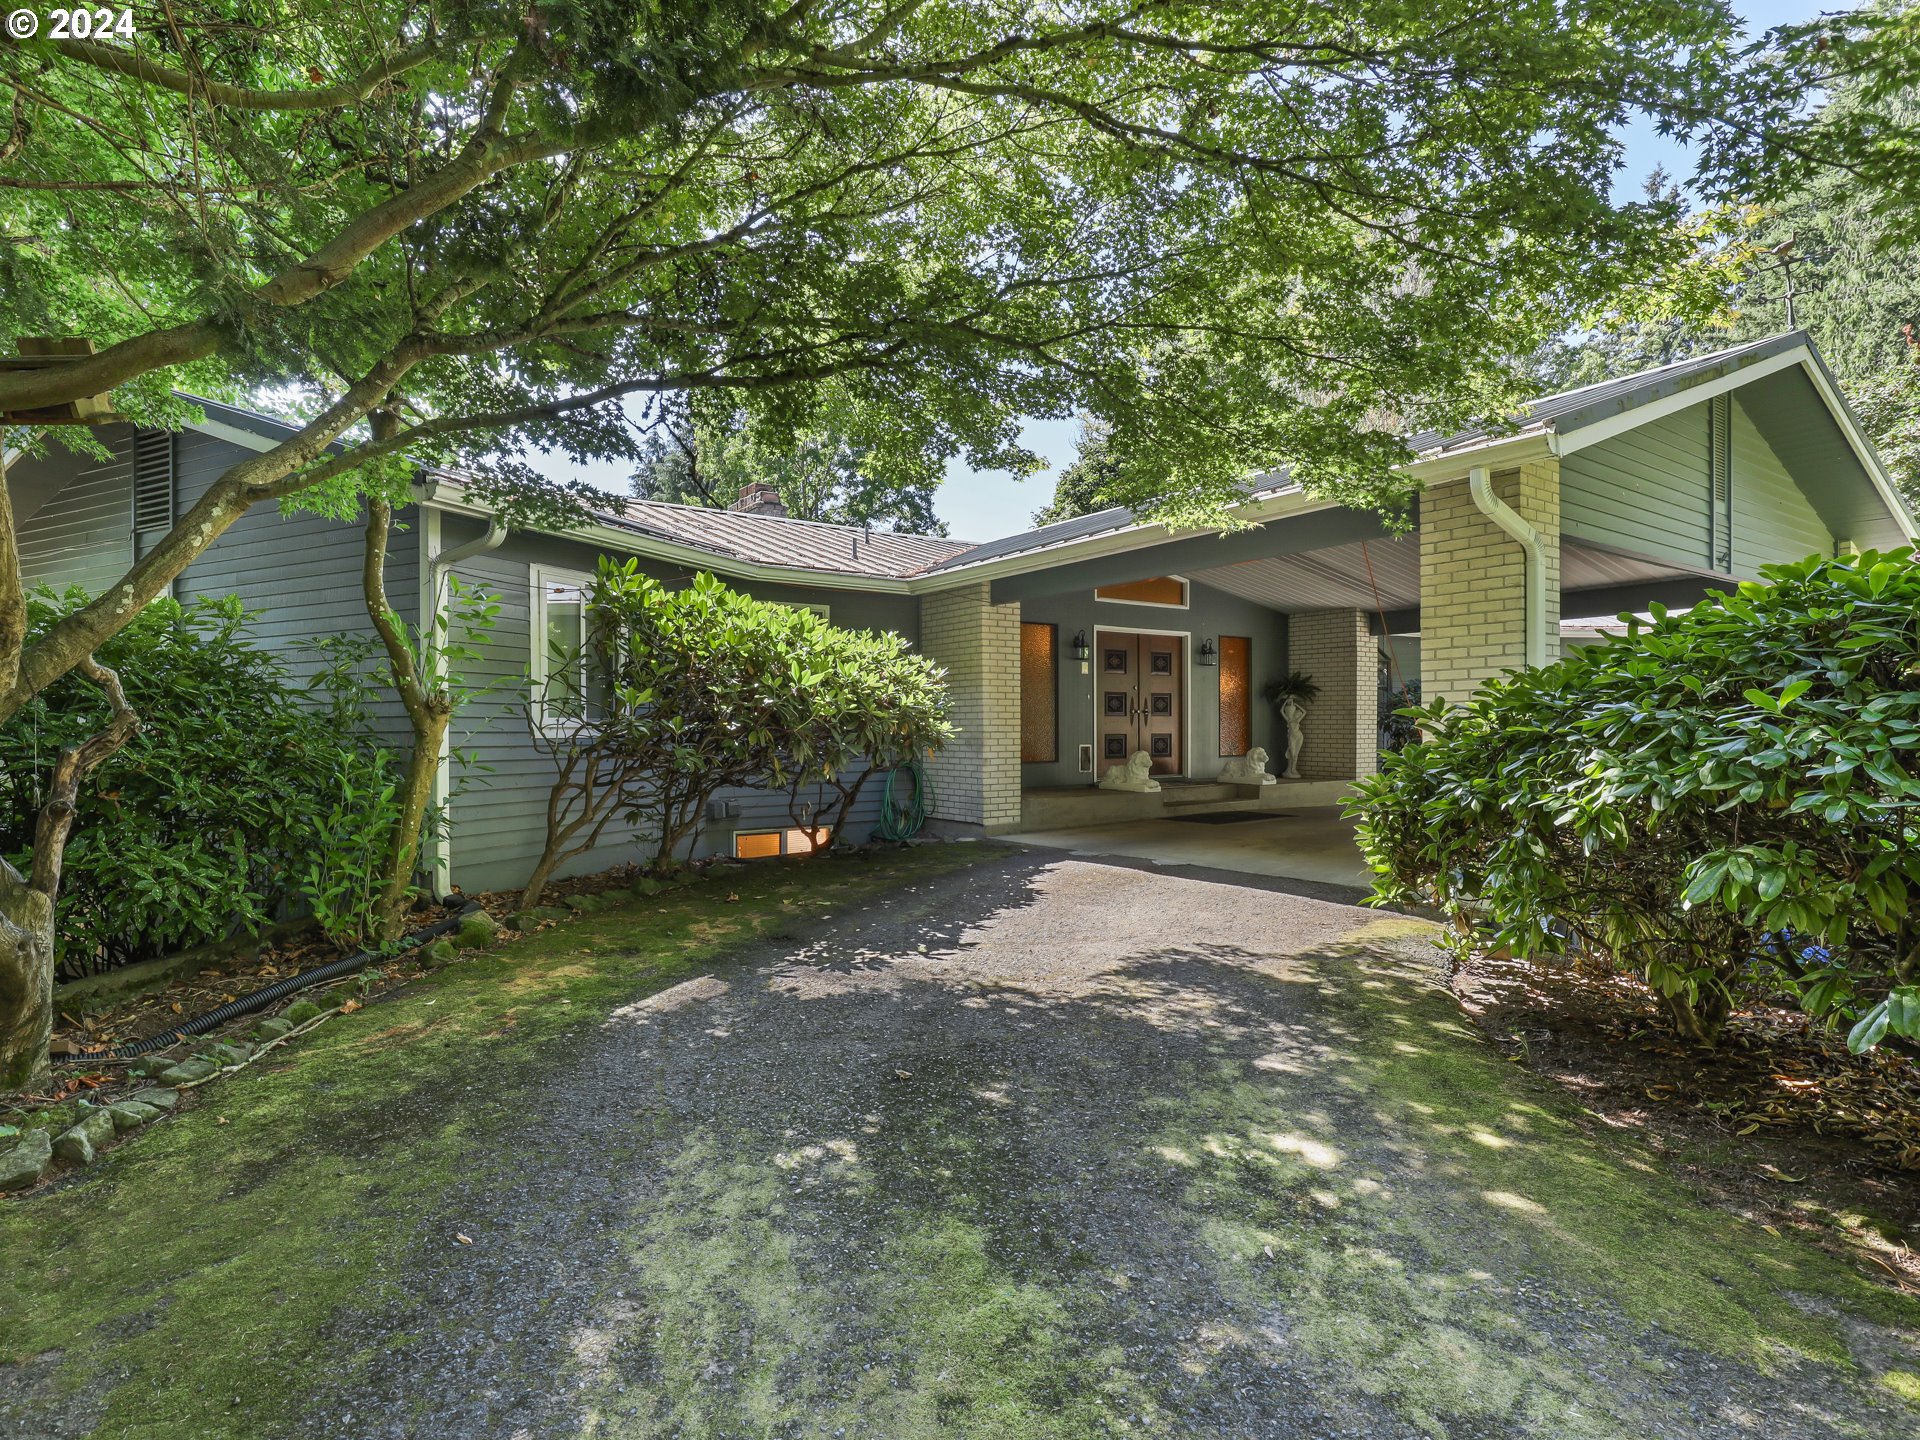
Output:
[{"left": 132, "top": 429, "right": 173, "bottom": 532}]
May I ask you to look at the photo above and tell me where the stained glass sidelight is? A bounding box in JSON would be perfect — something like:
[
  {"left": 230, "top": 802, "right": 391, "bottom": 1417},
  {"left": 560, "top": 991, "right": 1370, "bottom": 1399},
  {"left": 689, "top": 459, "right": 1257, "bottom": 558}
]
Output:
[
  {"left": 1218, "top": 635, "right": 1251, "bottom": 756},
  {"left": 1020, "top": 622, "right": 1058, "bottom": 763}
]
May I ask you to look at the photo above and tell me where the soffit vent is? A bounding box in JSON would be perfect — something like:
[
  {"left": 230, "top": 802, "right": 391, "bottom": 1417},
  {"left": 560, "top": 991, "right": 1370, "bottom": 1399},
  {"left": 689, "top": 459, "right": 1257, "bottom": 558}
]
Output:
[{"left": 132, "top": 429, "right": 173, "bottom": 532}]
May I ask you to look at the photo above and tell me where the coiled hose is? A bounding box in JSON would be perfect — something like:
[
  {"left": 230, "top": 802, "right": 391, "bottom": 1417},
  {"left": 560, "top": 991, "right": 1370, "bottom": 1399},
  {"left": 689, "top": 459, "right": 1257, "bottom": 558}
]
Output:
[
  {"left": 57, "top": 899, "right": 484, "bottom": 1063},
  {"left": 873, "top": 756, "right": 934, "bottom": 842}
]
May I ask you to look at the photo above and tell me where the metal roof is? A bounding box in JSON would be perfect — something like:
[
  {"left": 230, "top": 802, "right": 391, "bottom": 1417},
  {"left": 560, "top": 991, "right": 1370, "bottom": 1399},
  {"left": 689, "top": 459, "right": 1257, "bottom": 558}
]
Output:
[
  {"left": 158, "top": 330, "right": 1902, "bottom": 587},
  {"left": 591, "top": 499, "right": 973, "bottom": 579}
]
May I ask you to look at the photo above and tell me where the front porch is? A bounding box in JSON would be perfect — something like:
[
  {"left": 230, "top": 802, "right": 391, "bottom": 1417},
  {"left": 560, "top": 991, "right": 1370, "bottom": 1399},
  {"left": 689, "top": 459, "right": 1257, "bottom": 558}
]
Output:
[{"left": 1016, "top": 776, "right": 1354, "bottom": 830}]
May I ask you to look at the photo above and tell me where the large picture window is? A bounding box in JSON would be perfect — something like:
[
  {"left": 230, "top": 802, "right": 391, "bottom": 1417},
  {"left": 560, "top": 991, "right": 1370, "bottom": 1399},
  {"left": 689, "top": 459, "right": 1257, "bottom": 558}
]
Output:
[
  {"left": 1020, "top": 621, "right": 1058, "bottom": 763},
  {"left": 1218, "top": 635, "right": 1251, "bottom": 756}
]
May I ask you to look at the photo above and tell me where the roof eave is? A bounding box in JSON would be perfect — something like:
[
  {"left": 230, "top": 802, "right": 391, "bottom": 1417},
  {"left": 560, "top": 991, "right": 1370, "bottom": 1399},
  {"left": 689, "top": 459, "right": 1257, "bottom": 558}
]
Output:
[{"left": 419, "top": 481, "right": 918, "bottom": 594}]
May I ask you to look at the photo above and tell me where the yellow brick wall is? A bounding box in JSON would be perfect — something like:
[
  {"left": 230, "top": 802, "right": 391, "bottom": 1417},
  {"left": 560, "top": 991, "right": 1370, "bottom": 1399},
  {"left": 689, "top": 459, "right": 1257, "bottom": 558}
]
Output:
[
  {"left": 1288, "top": 608, "right": 1377, "bottom": 779},
  {"left": 918, "top": 582, "right": 1024, "bottom": 830},
  {"left": 1419, "top": 461, "right": 1560, "bottom": 706}
]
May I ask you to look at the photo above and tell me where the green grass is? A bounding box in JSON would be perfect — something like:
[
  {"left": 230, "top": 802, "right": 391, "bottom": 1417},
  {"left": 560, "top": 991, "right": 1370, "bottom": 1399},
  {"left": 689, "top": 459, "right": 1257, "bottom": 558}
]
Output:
[
  {"left": 0, "top": 844, "right": 996, "bottom": 1438},
  {"left": 1150, "top": 915, "right": 1920, "bottom": 1436}
]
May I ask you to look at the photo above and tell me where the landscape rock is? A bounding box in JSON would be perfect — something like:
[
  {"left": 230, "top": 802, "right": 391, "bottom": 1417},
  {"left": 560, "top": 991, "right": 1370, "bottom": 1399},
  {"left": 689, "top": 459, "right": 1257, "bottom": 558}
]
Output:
[
  {"left": 255, "top": 1017, "right": 295, "bottom": 1040},
  {"left": 52, "top": 1108, "right": 116, "bottom": 1166},
  {"left": 629, "top": 878, "right": 665, "bottom": 898},
  {"left": 281, "top": 999, "right": 324, "bottom": 1026},
  {"left": 453, "top": 912, "right": 502, "bottom": 947},
  {"left": 128, "top": 1088, "right": 178, "bottom": 1111},
  {"left": 418, "top": 938, "right": 458, "bottom": 968},
  {"left": 562, "top": 893, "right": 607, "bottom": 912},
  {"left": 107, "top": 1101, "right": 162, "bottom": 1132},
  {"left": 155, "top": 1057, "right": 219, "bottom": 1086},
  {"left": 511, "top": 906, "right": 571, "bottom": 931},
  {"left": 0, "top": 1130, "right": 52, "bottom": 1191}
]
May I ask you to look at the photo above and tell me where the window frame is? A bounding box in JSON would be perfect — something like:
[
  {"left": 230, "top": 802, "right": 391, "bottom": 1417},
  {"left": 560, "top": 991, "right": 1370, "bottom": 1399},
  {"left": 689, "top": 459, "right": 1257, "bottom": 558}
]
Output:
[{"left": 529, "top": 563, "right": 596, "bottom": 731}]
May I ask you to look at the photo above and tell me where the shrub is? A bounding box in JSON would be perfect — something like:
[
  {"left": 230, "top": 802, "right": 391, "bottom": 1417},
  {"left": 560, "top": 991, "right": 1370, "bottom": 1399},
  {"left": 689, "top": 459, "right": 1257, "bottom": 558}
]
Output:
[
  {"left": 1352, "top": 550, "right": 1920, "bottom": 1049},
  {"left": 521, "top": 566, "right": 951, "bottom": 904},
  {"left": 0, "top": 590, "right": 406, "bottom": 975},
  {"left": 777, "top": 618, "right": 953, "bottom": 851}
]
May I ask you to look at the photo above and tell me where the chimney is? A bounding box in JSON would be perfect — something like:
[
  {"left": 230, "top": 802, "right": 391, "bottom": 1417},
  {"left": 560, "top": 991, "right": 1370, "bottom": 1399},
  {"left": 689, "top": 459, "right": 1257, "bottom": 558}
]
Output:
[{"left": 731, "top": 481, "right": 786, "bottom": 517}]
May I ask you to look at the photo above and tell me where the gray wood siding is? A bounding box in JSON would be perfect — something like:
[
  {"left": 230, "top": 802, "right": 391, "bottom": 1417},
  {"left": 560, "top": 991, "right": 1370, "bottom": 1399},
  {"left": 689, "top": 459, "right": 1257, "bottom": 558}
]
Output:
[
  {"left": 441, "top": 521, "right": 921, "bottom": 893},
  {"left": 1731, "top": 395, "right": 1831, "bottom": 572},
  {"left": 11, "top": 429, "right": 135, "bottom": 597},
  {"left": 173, "top": 430, "right": 420, "bottom": 748},
  {"left": 1560, "top": 405, "right": 1713, "bottom": 570}
]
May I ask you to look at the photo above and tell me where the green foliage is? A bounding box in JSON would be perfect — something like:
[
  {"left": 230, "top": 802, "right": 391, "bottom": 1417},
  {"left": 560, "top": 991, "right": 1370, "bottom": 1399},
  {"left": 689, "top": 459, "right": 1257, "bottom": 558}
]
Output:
[
  {"left": 1550, "top": 26, "right": 1920, "bottom": 506},
  {"left": 1032, "top": 417, "right": 1119, "bottom": 526},
  {"left": 0, "top": 591, "right": 406, "bottom": 973},
  {"left": 1352, "top": 550, "right": 1920, "bottom": 1048},
  {"left": 0, "top": 0, "right": 1770, "bottom": 529},
  {"left": 631, "top": 396, "right": 947, "bottom": 534},
  {"left": 571, "top": 566, "right": 952, "bottom": 863}
]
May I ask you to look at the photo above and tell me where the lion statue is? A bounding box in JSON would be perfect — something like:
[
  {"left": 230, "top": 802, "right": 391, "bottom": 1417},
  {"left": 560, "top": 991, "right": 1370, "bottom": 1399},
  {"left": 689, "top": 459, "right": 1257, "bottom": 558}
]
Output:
[
  {"left": 1219, "top": 747, "right": 1277, "bottom": 785},
  {"left": 1099, "top": 749, "right": 1162, "bottom": 792}
]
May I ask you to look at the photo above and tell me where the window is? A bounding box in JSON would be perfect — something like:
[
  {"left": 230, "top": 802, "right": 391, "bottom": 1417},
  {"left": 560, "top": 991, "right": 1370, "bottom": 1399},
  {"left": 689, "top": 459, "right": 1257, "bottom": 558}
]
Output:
[
  {"left": 734, "top": 827, "right": 832, "bottom": 860},
  {"left": 530, "top": 566, "right": 607, "bottom": 724},
  {"left": 1219, "top": 635, "right": 1251, "bottom": 756},
  {"left": 1094, "top": 575, "right": 1187, "bottom": 608},
  {"left": 1019, "top": 622, "right": 1058, "bottom": 763},
  {"left": 795, "top": 601, "right": 832, "bottom": 621}
]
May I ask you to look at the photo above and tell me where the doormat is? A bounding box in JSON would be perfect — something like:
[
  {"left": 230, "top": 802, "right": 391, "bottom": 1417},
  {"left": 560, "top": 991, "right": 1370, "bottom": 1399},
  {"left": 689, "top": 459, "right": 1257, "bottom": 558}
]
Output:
[{"left": 1166, "top": 811, "right": 1296, "bottom": 825}]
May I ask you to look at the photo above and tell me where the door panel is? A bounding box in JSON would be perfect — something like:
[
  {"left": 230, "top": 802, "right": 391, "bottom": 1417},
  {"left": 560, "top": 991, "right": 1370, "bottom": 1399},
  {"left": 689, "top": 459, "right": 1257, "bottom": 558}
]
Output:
[{"left": 1096, "top": 631, "right": 1184, "bottom": 776}]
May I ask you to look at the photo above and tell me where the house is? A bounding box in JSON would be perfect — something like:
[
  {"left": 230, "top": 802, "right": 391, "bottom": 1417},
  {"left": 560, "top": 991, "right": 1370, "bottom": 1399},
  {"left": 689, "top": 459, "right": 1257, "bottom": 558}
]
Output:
[{"left": 4, "top": 332, "right": 1912, "bottom": 894}]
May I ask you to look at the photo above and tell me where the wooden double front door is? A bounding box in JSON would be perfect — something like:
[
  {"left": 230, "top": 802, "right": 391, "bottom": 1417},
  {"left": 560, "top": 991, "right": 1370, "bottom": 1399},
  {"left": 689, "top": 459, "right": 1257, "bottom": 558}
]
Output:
[{"left": 1097, "top": 631, "right": 1184, "bottom": 776}]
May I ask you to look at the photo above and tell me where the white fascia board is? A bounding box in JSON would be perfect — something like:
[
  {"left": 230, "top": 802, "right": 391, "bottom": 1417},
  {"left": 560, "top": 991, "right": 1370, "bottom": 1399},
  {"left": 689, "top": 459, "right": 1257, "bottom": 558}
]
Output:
[
  {"left": 418, "top": 486, "right": 916, "bottom": 595},
  {"left": 1400, "top": 433, "right": 1554, "bottom": 485},
  {"left": 1548, "top": 346, "right": 1810, "bottom": 458},
  {"left": 909, "top": 487, "right": 1341, "bottom": 592},
  {"left": 188, "top": 416, "right": 285, "bottom": 454}
]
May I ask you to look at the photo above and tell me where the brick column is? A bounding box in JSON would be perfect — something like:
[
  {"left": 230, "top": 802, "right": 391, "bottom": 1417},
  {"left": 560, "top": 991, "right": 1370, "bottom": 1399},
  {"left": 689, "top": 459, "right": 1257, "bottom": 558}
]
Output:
[
  {"left": 1419, "top": 460, "right": 1561, "bottom": 706},
  {"left": 1287, "top": 608, "right": 1377, "bottom": 780},
  {"left": 918, "top": 583, "right": 1023, "bottom": 831}
]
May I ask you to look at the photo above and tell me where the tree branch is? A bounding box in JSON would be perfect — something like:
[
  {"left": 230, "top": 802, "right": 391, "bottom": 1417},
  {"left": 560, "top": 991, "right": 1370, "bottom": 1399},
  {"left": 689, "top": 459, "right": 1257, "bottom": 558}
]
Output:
[
  {"left": 52, "top": 35, "right": 463, "bottom": 112},
  {"left": 28, "top": 654, "right": 139, "bottom": 900}
]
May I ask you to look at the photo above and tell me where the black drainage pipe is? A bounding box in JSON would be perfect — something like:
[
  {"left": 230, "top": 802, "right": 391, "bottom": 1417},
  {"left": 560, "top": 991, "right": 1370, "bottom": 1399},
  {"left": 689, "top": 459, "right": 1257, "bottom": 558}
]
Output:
[{"left": 57, "top": 900, "right": 486, "bottom": 1063}]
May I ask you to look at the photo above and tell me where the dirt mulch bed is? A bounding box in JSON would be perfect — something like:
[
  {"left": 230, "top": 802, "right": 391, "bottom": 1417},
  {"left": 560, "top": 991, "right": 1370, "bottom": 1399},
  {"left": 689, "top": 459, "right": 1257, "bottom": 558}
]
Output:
[
  {"left": 32, "top": 860, "right": 684, "bottom": 1110},
  {"left": 1456, "top": 951, "right": 1920, "bottom": 1293}
]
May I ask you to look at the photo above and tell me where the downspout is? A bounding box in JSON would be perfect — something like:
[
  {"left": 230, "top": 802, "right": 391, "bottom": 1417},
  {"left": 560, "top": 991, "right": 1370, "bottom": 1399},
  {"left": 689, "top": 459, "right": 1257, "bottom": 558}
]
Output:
[
  {"left": 421, "top": 503, "right": 508, "bottom": 898},
  {"left": 1467, "top": 465, "right": 1548, "bottom": 669}
]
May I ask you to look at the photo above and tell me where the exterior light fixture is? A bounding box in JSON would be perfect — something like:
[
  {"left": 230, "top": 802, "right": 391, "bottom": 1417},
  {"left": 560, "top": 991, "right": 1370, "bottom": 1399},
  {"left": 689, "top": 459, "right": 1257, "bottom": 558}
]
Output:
[
  {"left": 1197, "top": 638, "right": 1219, "bottom": 667},
  {"left": 1072, "top": 630, "right": 1091, "bottom": 674}
]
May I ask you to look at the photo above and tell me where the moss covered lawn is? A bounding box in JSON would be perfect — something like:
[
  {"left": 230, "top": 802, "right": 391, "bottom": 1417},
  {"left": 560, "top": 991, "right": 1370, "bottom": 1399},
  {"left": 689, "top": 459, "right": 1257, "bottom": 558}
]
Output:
[{"left": 1, "top": 844, "right": 1915, "bottom": 1440}]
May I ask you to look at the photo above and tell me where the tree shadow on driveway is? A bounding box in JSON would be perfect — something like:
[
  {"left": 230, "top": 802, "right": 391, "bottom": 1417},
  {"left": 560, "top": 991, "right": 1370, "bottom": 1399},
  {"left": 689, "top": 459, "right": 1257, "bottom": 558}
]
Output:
[{"left": 286, "top": 850, "right": 1920, "bottom": 1439}]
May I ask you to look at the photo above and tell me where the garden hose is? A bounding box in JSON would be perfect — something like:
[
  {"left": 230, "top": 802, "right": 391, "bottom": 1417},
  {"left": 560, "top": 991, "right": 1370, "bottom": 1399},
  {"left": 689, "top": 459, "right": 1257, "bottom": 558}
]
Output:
[
  {"left": 873, "top": 756, "right": 934, "bottom": 842},
  {"left": 55, "top": 899, "right": 485, "bottom": 1063}
]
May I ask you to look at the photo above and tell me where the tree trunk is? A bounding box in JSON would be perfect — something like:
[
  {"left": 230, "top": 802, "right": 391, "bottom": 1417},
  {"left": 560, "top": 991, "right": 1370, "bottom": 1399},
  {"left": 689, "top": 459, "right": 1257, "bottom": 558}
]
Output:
[
  {"left": 361, "top": 475, "right": 455, "bottom": 944},
  {"left": 0, "top": 869, "right": 55, "bottom": 1093},
  {"left": 372, "top": 706, "right": 449, "bottom": 942},
  {"left": 0, "top": 655, "right": 138, "bottom": 1087}
]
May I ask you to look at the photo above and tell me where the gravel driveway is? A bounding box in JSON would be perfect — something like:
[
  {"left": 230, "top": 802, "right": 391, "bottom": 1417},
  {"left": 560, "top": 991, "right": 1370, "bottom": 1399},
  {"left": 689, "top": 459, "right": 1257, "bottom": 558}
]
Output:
[{"left": 261, "top": 849, "right": 1918, "bottom": 1438}]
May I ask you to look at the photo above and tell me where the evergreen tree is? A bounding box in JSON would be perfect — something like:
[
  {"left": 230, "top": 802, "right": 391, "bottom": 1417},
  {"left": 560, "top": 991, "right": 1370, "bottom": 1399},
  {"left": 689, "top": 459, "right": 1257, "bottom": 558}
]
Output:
[{"left": 1033, "top": 418, "right": 1120, "bottom": 525}]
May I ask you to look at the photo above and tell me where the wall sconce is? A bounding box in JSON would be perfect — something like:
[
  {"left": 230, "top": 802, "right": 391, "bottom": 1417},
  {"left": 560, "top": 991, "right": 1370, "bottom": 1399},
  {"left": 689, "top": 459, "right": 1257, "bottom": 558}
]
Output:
[
  {"left": 1196, "top": 637, "right": 1218, "bottom": 667},
  {"left": 1072, "top": 630, "right": 1091, "bottom": 675}
]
